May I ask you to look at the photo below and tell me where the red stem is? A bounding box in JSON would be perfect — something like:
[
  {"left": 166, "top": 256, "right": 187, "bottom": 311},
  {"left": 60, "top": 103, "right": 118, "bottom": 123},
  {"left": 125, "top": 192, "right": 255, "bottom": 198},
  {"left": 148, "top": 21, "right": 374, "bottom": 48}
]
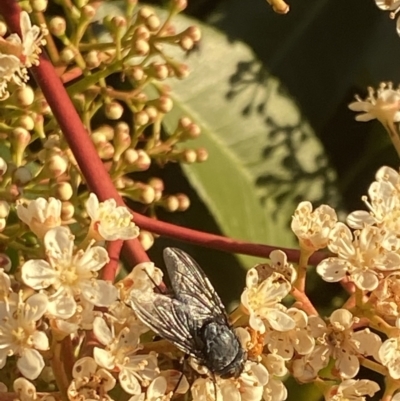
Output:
[
  {"left": 0, "top": 0, "right": 149, "bottom": 270},
  {"left": 131, "top": 211, "right": 328, "bottom": 265},
  {"left": 103, "top": 240, "right": 124, "bottom": 281}
]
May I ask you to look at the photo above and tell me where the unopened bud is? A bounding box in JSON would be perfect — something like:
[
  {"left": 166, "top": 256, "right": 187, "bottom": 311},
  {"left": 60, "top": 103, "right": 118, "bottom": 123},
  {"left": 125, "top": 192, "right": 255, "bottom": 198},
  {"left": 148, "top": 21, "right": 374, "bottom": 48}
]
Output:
[
  {"left": 176, "top": 193, "right": 190, "bottom": 211},
  {"left": 134, "top": 39, "right": 150, "bottom": 56},
  {"left": 136, "top": 149, "right": 151, "bottom": 170},
  {"left": 112, "top": 16, "right": 127, "bottom": 28},
  {"left": 55, "top": 182, "right": 73, "bottom": 201},
  {"left": 61, "top": 202, "right": 75, "bottom": 221},
  {"left": 135, "top": 110, "right": 149, "bottom": 126},
  {"left": 49, "top": 16, "right": 67, "bottom": 36},
  {"left": 145, "top": 106, "right": 158, "bottom": 122},
  {"left": 138, "top": 230, "right": 154, "bottom": 251},
  {"left": 48, "top": 154, "right": 69, "bottom": 177},
  {"left": 113, "top": 122, "right": 131, "bottom": 160},
  {"left": 15, "top": 85, "right": 35, "bottom": 107},
  {"left": 12, "top": 127, "right": 31, "bottom": 147},
  {"left": 0, "top": 253, "right": 11, "bottom": 271},
  {"left": 196, "top": 147, "right": 208, "bottom": 162},
  {"left": 148, "top": 177, "right": 164, "bottom": 192},
  {"left": 146, "top": 15, "right": 161, "bottom": 31},
  {"left": 0, "top": 201, "right": 10, "bottom": 218},
  {"left": 175, "top": 63, "right": 189, "bottom": 79},
  {"left": 124, "top": 149, "right": 139, "bottom": 165},
  {"left": 60, "top": 47, "right": 75, "bottom": 63},
  {"left": 139, "top": 185, "right": 156, "bottom": 204},
  {"left": 131, "top": 66, "right": 145, "bottom": 81},
  {"left": 97, "top": 142, "right": 115, "bottom": 160},
  {"left": 13, "top": 166, "right": 32, "bottom": 186},
  {"left": 85, "top": 50, "right": 101, "bottom": 69},
  {"left": 180, "top": 36, "right": 194, "bottom": 51},
  {"left": 37, "top": 98, "right": 52, "bottom": 115},
  {"left": 105, "top": 101, "right": 124, "bottom": 120},
  {"left": 93, "top": 125, "right": 114, "bottom": 141},
  {"left": 171, "top": 0, "right": 187, "bottom": 12},
  {"left": 187, "top": 26, "right": 201, "bottom": 41},
  {"left": 0, "top": 21, "right": 7, "bottom": 37},
  {"left": 31, "top": 0, "right": 48, "bottom": 11},
  {"left": 17, "top": 115, "right": 35, "bottom": 131},
  {"left": 164, "top": 195, "right": 179, "bottom": 212},
  {"left": 82, "top": 5, "right": 96, "bottom": 19},
  {"left": 155, "top": 95, "right": 173, "bottom": 113},
  {"left": 148, "top": 62, "right": 168, "bottom": 80},
  {"left": 180, "top": 149, "right": 197, "bottom": 163},
  {"left": 135, "top": 26, "right": 151, "bottom": 40}
]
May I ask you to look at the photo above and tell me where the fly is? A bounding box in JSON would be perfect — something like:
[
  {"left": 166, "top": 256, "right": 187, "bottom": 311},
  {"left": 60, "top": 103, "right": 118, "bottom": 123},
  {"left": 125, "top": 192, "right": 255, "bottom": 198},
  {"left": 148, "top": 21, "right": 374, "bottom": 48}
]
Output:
[{"left": 131, "top": 247, "right": 246, "bottom": 379}]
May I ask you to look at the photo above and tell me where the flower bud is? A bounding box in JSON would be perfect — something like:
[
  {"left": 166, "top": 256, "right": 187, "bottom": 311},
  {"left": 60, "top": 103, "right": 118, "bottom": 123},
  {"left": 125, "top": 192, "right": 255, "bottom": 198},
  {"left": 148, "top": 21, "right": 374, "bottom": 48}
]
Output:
[
  {"left": 180, "top": 149, "right": 197, "bottom": 163},
  {"left": 11, "top": 127, "right": 31, "bottom": 166},
  {"left": 37, "top": 98, "right": 52, "bottom": 115},
  {"left": 187, "top": 26, "right": 201, "bottom": 41},
  {"left": 60, "top": 48, "right": 75, "bottom": 63},
  {"left": 85, "top": 50, "right": 101, "bottom": 69},
  {"left": 113, "top": 122, "right": 131, "bottom": 161},
  {"left": 164, "top": 195, "right": 179, "bottom": 212},
  {"left": 105, "top": 101, "right": 124, "bottom": 120},
  {"left": 135, "top": 26, "right": 151, "bottom": 40},
  {"left": 180, "top": 36, "right": 194, "bottom": 51},
  {"left": 0, "top": 21, "right": 7, "bottom": 37},
  {"left": 155, "top": 95, "right": 173, "bottom": 113},
  {"left": 17, "top": 115, "right": 35, "bottom": 131},
  {"left": 112, "top": 16, "right": 127, "bottom": 28},
  {"left": 148, "top": 62, "right": 169, "bottom": 80},
  {"left": 97, "top": 142, "right": 115, "bottom": 160},
  {"left": 31, "top": 0, "right": 48, "bottom": 11},
  {"left": 145, "top": 106, "right": 158, "bottom": 122},
  {"left": 148, "top": 177, "right": 164, "bottom": 192},
  {"left": 47, "top": 154, "right": 69, "bottom": 178},
  {"left": 196, "top": 147, "right": 208, "bottom": 162},
  {"left": 0, "top": 253, "right": 12, "bottom": 271},
  {"left": 171, "top": 0, "right": 187, "bottom": 12},
  {"left": 0, "top": 157, "right": 7, "bottom": 176},
  {"left": 136, "top": 149, "right": 151, "bottom": 170},
  {"left": 15, "top": 85, "right": 35, "bottom": 107},
  {"left": 134, "top": 39, "right": 150, "bottom": 56},
  {"left": 138, "top": 230, "right": 154, "bottom": 251},
  {"left": 49, "top": 16, "right": 67, "bottom": 36},
  {"left": 55, "top": 182, "right": 73, "bottom": 201},
  {"left": 13, "top": 166, "right": 32, "bottom": 186},
  {"left": 146, "top": 15, "right": 161, "bottom": 31},
  {"left": 138, "top": 185, "right": 156, "bottom": 204},
  {"left": 61, "top": 201, "right": 75, "bottom": 221},
  {"left": 0, "top": 201, "right": 10, "bottom": 218},
  {"left": 93, "top": 125, "right": 114, "bottom": 141},
  {"left": 176, "top": 193, "right": 190, "bottom": 211},
  {"left": 135, "top": 110, "right": 149, "bottom": 126},
  {"left": 131, "top": 66, "right": 145, "bottom": 81},
  {"left": 82, "top": 5, "right": 96, "bottom": 19},
  {"left": 124, "top": 149, "right": 139, "bottom": 165},
  {"left": 175, "top": 63, "right": 189, "bottom": 79}
]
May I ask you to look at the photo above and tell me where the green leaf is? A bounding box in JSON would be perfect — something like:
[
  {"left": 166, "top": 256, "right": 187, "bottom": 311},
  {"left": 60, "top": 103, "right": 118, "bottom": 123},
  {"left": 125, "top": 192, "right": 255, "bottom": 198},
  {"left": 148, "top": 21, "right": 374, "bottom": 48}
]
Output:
[{"left": 161, "top": 15, "right": 340, "bottom": 266}]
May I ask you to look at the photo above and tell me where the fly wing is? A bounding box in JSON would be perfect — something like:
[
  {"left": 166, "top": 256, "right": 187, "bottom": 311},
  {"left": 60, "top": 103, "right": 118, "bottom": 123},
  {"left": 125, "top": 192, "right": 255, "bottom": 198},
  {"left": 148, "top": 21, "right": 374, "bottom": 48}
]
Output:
[
  {"left": 130, "top": 290, "right": 203, "bottom": 359},
  {"left": 163, "top": 248, "right": 227, "bottom": 320}
]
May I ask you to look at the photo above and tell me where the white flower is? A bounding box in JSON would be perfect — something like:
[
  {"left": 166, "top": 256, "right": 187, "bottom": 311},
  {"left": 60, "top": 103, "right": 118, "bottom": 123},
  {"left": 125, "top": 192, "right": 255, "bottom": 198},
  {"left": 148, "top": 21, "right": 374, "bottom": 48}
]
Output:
[
  {"left": 117, "top": 262, "right": 164, "bottom": 303},
  {"left": 86, "top": 193, "right": 139, "bottom": 241},
  {"left": 347, "top": 166, "right": 400, "bottom": 242},
  {"left": 0, "top": 292, "right": 49, "bottom": 380},
  {"left": 316, "top": 222, "right": 400, "bottom": 291},
  {"left": 191, "top": 362, "right": 269, "bottom": 401},
  {"left": 241, "top": 271, "right": 294, "bottom": 334},
  {"left": 13, "top": 377, "right": 38, "bottom": 401},
  {"left": 264, "top": 308, "right": 314, "bottom": 360},
  {"left": 16, "top": 197, "right": 62, "bottom": 239},
  {"left": 375, "top": 0, "right": 400, "bottom": 10},
  {"left": 291, "top": 201, "right": 337, "bottom": 252},
  {"left": 68, "top": 357, "right": 116, "bottom": 401},
  {"left": 262, "top": 354, "right": 288, "bottom": 401},
  {"left": 325, "top": 379, "right": 380, "bottom": 401},
  {"left": 93, "top": 316, "right": 159, "bottom": 395},
  {"left": 348, "top": 82, "right": 400, "bottom": 123},
  {"left": 293, "top": 310, "right": 381, "bottom": 381},
  {"left": 0, "top": 11, "right": 46, "bottom": 100},
  {"left": 379, "top": 319, "right": 400, "bottom": 379},
  {"left": 21, "top": 226, "right": 117, "bottom": 319},
  {"left": 253, "top": 251, "right": 297, "bottom": 284}
]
